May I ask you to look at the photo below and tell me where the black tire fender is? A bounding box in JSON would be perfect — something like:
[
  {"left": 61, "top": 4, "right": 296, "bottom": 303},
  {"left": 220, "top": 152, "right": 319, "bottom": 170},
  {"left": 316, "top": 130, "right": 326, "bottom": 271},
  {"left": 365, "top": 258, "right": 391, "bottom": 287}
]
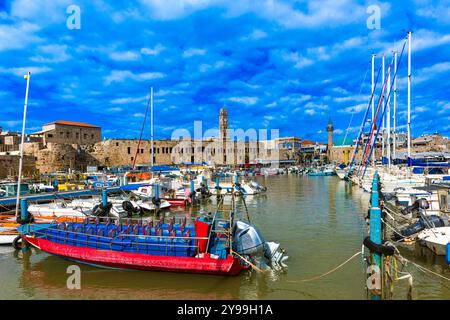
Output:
[{"left": 363, "top": 236, "right": 395, "bottom": 256}]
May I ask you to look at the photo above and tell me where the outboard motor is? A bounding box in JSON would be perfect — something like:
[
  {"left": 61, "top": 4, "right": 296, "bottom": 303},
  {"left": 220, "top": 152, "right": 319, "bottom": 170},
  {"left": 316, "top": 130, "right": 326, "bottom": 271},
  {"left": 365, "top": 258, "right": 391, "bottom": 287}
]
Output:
[
  {"left": 233, "top": 220, "right": 288, "bottom": 270},
  {"left": 92, "top": 202, "right": 113, "bottom": 217},
  {"left": 401, "top": 198, "right": 429, "bottom": 217},
  {"left": 391, "top": 215, "right": 445, "bottom": 241},
  {"left": 122, "top": 200, "right": 139, "bottom": 218}
]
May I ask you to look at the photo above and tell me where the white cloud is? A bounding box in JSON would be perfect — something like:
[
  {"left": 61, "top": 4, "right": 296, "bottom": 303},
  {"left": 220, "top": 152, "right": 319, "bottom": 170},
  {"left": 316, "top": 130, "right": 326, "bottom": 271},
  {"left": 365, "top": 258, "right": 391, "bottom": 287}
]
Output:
[
  {"left": 110, "top": 51, "right": 140, "bottom": 61},
  {"left": 0, "top": 22, "right": 42, "bottom": 52},
  {"left": 141, "top": 44, "right": 165, "bottom": 56},
  {"left": 0, "top": 66, "right": 52, "bottom": 76},
  {"left": 110, "top": 96, "right": 148, "bottom": 104},
  {"left": 10, "top": 0, "right": 70, "bottom": 23},
  {"left": 104, "top": 70, "right": 166, "bottom": 85},
  {"left": 30, "top": 44, "right": 71, "bottom": 63},
  {"left": 229, "top": 96, "right": 258, "bottom": 105},
  {"left": 108, "top": 107, "right": 123, "bottom": 112},
  {"left": 241, "top": 29, "right": 267, "bottom": 41},
  {"left": 183, "top": 48, "right": 206, "bottom": 58},
  {"left": 281, "top": 51, "right": 314, "bottom": 69},
  {"left": 339, "top": 103, "right": 367, "bottom": 114},
  {"left": 413, "top": 29, "right": 450, "bottom": 52},
  {"left": 305, "top": 109, "right": 315, "bottom": 116}
]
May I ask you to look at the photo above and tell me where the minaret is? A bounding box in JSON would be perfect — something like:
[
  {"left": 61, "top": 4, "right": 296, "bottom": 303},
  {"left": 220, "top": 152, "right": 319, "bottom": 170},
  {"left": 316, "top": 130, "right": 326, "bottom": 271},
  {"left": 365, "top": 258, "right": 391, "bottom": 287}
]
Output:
[
  {"left": 327, "top": 117, "right": 334, "bottom": 158},
  {"left": 219, "top": 107, "right": 228, "bottom": 140},
  {"left": 219, "top": 107, "right": 228, "bottom": 164}
]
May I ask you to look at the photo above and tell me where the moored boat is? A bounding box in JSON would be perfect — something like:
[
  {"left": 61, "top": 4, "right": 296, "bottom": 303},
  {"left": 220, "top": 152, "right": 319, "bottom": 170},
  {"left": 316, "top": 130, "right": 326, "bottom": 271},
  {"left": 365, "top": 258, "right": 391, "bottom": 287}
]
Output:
[{"left": 18, "top": 212, "right": 288, "bottom": 275}]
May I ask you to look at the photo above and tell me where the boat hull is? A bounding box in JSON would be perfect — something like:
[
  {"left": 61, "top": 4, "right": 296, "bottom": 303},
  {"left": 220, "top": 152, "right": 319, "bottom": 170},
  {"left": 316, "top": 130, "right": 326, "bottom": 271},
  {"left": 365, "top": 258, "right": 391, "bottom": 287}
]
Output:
[{"left": 22, "top": 236, "right": 243, "bottom": 275}]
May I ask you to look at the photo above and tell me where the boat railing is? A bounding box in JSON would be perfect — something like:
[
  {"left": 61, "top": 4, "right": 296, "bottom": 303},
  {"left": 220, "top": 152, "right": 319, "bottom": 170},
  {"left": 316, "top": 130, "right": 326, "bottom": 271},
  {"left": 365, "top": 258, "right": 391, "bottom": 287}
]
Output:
[{"left": 26, "top": 223, "right": 209, "bottom": 256}]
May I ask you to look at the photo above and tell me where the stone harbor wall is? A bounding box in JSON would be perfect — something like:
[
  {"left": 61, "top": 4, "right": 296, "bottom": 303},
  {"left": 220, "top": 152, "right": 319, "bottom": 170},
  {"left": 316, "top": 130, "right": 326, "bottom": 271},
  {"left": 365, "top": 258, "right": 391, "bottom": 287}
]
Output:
[{"left": 0, "top": 155, "right": 36, "bottom": 179}]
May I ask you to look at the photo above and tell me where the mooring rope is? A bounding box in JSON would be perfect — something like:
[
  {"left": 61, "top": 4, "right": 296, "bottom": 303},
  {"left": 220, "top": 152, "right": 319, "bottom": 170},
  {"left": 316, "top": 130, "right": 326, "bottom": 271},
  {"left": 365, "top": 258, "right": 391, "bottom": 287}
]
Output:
[
  {"left": 403, "top": 256, "right": 450, "bottom": 282},
  {"left": 231, "top": 250, "right": 264, "bottom": 273},
  {"left": 287, "top": 251, "right": 362, "bottom": 283}
]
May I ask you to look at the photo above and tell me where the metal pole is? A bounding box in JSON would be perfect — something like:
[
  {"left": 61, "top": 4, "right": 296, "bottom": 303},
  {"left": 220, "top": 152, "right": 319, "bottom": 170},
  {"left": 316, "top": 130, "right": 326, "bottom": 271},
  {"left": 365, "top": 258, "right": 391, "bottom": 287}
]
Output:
[
  {"left": 370, "top": 171, "right": 382, "bottom": 300},
  {"left": 102, "top": 189, "right": 108, "bottom": 206},
  {"left": 15, "top": 72, "right": 30, "bottom": 218},
  {"left": 387, "top": 59, "right": 391, "bottom": 171},
  {"left": 393, "top": 51, "right": 397, "bottom": 161},
  {"left": 381, "top": 55, "right": 385, "bottom": 165},
  {"left": 371, "top": 54, "right": 376, "bottom": 166},
  {"left": 150, "top": 86, "right": 154, "bottom": 167},
  {"left": 407, "top": 31, "right": 412, "bottom": 161}
]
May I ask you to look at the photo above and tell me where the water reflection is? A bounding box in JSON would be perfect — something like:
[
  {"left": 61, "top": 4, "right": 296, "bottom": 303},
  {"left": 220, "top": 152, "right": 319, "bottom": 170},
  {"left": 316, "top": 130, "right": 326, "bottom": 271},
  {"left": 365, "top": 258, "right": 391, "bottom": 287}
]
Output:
[{"left": 1, "top": 175, "right": 449, "bottom": 299}]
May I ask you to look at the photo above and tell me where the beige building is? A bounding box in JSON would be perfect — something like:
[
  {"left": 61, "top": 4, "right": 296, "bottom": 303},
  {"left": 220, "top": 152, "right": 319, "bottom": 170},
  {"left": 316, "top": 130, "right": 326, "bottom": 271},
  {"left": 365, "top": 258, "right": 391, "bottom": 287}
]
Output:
[{"left": 30, "top": 120, "right": 101, "bottom": 146}]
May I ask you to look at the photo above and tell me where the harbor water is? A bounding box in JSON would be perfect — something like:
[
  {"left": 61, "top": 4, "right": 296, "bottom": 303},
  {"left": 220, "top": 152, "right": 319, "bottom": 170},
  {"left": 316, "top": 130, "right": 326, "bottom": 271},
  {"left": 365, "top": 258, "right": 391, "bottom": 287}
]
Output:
[{"left": 1, "top": 175, "right": 449, "bottom": 299}]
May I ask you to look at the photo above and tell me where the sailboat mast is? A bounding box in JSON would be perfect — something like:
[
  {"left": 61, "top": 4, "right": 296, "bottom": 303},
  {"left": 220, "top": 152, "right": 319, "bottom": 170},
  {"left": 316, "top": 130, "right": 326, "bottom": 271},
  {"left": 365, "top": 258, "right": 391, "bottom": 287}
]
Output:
[
  {"left": 407, "top": 31, "right": 412, "bottom": 160},
  {"left": 371, "top": 54, "right": 375, "bottom": 166},
  {"left": 15, "top": 72, "right": 31, "bottom": 218},
  {"left": 150, "top": 86, "right": 154, "bottom": 167},
  {"left": 393, "top": 51, "right": 397, "bottom": 161},
  {"left": 381, "top": 54, "right": 385, "bottom": 164},
  {"left": 387, "top": 58, "right": 391, "bottom": 170}
]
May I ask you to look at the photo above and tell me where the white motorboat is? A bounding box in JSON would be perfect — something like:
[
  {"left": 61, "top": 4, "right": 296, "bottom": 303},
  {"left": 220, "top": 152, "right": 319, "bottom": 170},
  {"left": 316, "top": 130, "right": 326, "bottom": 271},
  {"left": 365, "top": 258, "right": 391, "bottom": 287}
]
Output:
[
  {"left": 27, "top": 200, "right": 93, "bottom": 217},
  {"left": 417, "top": 227, "right": 450, "bottom": 256},
  {"left": 137, "top": 199, "right": 171, "bottom": 212},
  {"left": 0, "top": 227, "right": 18, "bottom": 245}
]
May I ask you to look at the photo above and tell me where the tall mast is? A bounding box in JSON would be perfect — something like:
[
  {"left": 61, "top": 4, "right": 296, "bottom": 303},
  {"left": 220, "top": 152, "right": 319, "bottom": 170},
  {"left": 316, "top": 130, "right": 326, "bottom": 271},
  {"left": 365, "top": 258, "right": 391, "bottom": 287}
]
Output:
[
  {"left": 15, "top": 72, "right": 31, "bottom": 218},
  {"left": 371, "top": 54, "right": 376, "bottom": 166},
  {"left": 393, "top": 51, "right": 397, "bottom": 161},
  {"left": 150, "top": 86, "right": 154, "bottom": 167},
  {"left": 381, "top": 54, "right": 385, "bottom": 164},
  {"left": 407, "top": 31, "right": 412, "bottom": 160},
  {"left": 387, "top": 57, "right": 391, "bottom": 170}
]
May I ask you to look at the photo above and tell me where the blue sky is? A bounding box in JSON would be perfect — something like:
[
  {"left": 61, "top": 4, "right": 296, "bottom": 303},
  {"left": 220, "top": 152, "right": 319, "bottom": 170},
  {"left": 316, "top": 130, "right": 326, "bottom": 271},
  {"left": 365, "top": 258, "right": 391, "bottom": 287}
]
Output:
[{"left": 0, "top": 0, "right": 449, "bottom": 143}]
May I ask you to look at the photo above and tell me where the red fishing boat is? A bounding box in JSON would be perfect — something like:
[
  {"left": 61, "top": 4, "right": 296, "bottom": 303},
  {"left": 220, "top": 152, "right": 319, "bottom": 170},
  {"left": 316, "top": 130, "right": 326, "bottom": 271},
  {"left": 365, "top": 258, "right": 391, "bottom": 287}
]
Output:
[{"left": 18, "top": 210, "right": 287, "bottom": 275}]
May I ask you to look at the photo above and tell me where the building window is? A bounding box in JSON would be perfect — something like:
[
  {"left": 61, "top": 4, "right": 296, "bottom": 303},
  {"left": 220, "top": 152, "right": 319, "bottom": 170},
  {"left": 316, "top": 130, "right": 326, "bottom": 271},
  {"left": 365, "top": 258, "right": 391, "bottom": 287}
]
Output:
[
  {"left": 66, "top": 132, "right": 70, "bottom": 138},
  {"left": 76, "top": 133, "right": 79, "bottom": 139},
  {"left": 47, "top": 134, "right": 53, "bottom": 138},
  {"left": 116, "top": 142, "right": 119, "bottom": 146},
  {"left": 84, "top": 134, "right": 87, "bottom": 139},
  {"left": 141, "top": 149, "right": 144, "bottom": 154},
  {"left": 91, "top": 134, "right": 94, "bottom": 139},
  {"left": 127, "top": 147, "right": 131, "bottom": 154},
  {"left": 131, "top": 157, "right": 134, "bottom": 161}
]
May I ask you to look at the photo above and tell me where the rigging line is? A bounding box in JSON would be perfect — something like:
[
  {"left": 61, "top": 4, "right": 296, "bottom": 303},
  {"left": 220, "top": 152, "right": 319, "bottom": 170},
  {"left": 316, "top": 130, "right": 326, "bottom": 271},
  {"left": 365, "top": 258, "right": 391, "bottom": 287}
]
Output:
[
  {"left": 356, "top": 61, "right": 393, "bottom": 176},
  {"left": 362, "top": 40, "right": 407, "bottom": 179},
  {"left": 286, "top": 251, "right": 362, "bottom": 283},
  {"left": 348, "top": 64, "right": 382, "bottom": 172},
  {"left": 131, "top": 88, "right": 153, "bottom": 171},
  {"left": 342, "top": 62, "right": 371, "bottom": 146}
]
